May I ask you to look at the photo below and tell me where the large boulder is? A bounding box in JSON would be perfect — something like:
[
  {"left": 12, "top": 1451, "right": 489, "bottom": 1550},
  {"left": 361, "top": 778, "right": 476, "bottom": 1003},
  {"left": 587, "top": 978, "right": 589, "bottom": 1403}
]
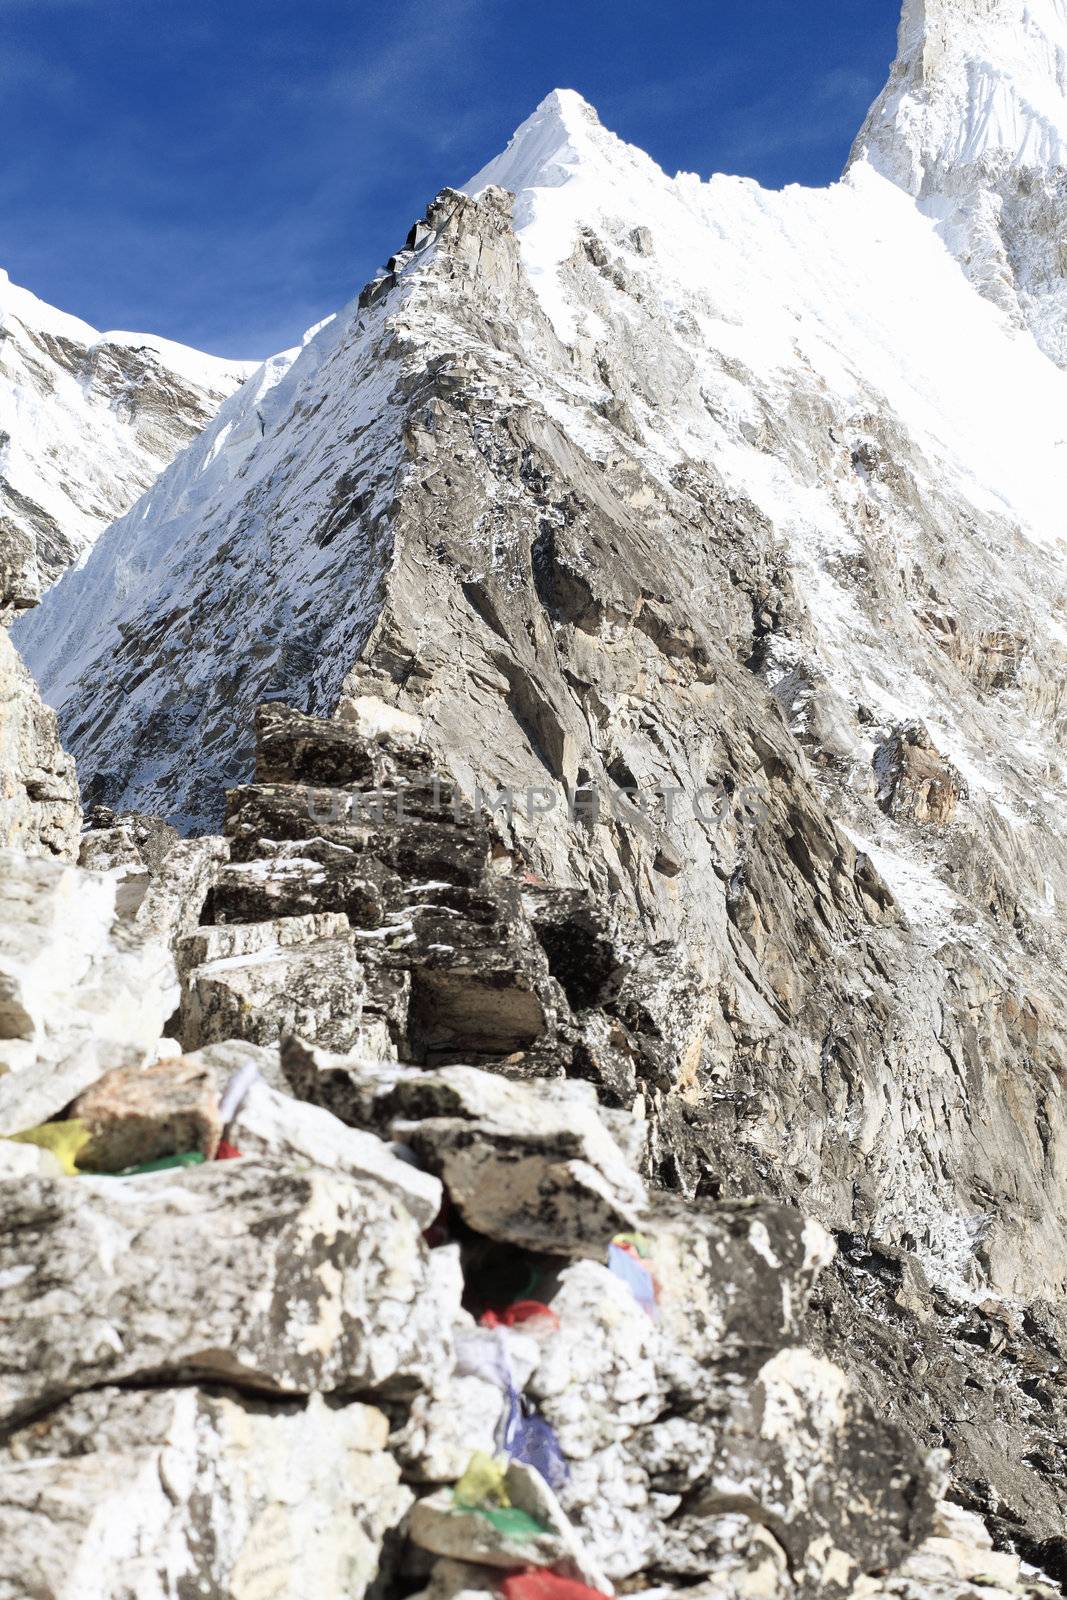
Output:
[
  {"left": 0, "top": 1385, "right": 409, "bottom": 1600},
  {"left": 179, "top": 929, "right": 369, "bottom": 1051},
  {"left": 359, "top": 1062, "right": 647, "bottom": 1254},
  {"left": 662, "top": 1347, "right": 934, "bottom": 1596},
  {"left": 0, "top": 1159, "right": 458, "bottom": 1425},
  {"left": 0, "top": 849, "right": 178, "bottom": 1133},
  {"left": 219, "top": 1068, "right": 443, "bottom": 1228}
]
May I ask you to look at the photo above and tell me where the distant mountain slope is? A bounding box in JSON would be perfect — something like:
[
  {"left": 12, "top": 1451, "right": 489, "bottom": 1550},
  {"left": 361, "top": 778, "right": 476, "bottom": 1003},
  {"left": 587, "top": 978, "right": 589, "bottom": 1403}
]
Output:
[{"left": 0, "top": 268, "right": 254, "bottom": 608}]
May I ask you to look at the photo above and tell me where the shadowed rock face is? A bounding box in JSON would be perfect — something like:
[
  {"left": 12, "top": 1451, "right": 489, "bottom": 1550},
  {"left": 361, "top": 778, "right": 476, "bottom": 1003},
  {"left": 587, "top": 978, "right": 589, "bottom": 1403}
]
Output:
[
  {"left": 0, "top": 628, "right": 79, "bottom": 857},
  {"left": 0, "top": 507, "right": 80, "bottom": 855}
]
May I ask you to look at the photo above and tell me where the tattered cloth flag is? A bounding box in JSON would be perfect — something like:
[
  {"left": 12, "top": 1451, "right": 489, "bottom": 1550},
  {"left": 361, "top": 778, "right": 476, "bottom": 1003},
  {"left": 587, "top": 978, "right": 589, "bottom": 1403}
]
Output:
[
  {"left": 452, "top": 1451, "right": 551, "bottom": 1542},
  {"left": 481, "top": 1300, "right": 561, "bottom": 1336},
  {"left": 607, "top": 1237, "right": 658, "bottom": 1320},
  {"left": 5, "top": 1119, "right": 90, "bottom": 1176},
  {"left": 500, "top": 1388, "right": 569, "bottom": 1491},
  {"left": 454, "top": 1329, "right": 569, "bottom": 1491},
  {"left": 454, "top": 1451, "right": 510, "bottom": 1509},
  {"left": 219, "top": 1063, "right": 259, "bottom": 1127},
  {"left": 502, "top": 1573, "right": 612, "bottom": 1600}
]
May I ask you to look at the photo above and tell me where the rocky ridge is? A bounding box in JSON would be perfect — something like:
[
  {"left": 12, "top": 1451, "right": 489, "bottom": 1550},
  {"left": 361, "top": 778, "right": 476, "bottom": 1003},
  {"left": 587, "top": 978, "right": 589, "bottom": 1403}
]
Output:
[
  {"left": 0, "top": 700, "right": 1059, "bottom": 1600},
  {"left": 3, "top": 4, "right": 1067, "bottom": 1591}
]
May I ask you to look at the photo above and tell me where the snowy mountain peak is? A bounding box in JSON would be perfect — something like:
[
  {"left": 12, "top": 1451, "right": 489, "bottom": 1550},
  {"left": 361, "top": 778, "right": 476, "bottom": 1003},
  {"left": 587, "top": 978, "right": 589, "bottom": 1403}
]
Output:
[
  {"left": 850, "top": 0, "right": 1067, "bottom": 365},
  {"left": 854, "top": 0, "right": 1067, "bottom": 189},
  {"left": 466, "top": 88, "right": 644, "bottom": 199}
]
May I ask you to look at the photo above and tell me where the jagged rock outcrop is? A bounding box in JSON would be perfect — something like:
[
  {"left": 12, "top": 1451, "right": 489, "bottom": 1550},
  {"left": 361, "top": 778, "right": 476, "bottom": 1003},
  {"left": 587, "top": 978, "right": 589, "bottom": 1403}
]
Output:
[
  {"left": 0, "top": 627, "right": 79, "bottom": 856},
  {"left": 10, "top": 680, "right": 1067, "bottom": 1591},
  {"left": 0, "top": 825, "right": 946, "bottom": 1598},
  {"left": 873, "top": 720, "right": 966, "bottom": 823},
  {"left": 0, "top": 508, "right": 80, "bottom": 855},
  {"left": 17, "top": 88, "right": 1067, "bottom": 1331}
]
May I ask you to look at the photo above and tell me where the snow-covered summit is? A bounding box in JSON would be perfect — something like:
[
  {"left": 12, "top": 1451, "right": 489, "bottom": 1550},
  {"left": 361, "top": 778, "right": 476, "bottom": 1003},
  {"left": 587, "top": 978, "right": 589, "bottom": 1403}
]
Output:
[
  {"left": 854, "top": 0, "right": 1067, "bottom": 185},
  {"left": 467, "top": 89, "right": 655, "bottom": 201},
  {"left": 850, "top": 0, "right": 1067, "bottom": 363},
  {"left": 0, "top": 269, "right": 254, "bottom": 607}
]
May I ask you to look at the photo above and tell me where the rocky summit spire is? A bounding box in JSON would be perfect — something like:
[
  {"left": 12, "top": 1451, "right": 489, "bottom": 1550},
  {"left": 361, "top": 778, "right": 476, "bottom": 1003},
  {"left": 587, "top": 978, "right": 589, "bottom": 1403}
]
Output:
[{"left": 849, "top": 0, "right": 1067, "bottom": 364}]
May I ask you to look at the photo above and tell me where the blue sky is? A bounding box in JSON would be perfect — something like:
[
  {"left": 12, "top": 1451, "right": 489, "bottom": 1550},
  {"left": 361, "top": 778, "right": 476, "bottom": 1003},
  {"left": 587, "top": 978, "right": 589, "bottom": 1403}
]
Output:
[{"left": 0, "top": 0, "right": 902, "bottom": 359}]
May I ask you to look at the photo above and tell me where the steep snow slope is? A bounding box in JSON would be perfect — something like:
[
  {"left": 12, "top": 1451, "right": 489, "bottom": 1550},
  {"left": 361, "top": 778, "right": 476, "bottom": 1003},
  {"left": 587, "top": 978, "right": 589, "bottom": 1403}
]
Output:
[
  {"left": 849, "top": 0, "right": 1067, "bottom": 363},
  {"left": 0, "top": 269, "right": 254, "bottom": 606}
]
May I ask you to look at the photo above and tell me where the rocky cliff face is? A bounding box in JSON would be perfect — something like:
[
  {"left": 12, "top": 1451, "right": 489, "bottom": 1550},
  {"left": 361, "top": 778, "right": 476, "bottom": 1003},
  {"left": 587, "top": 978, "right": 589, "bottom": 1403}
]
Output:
[
  {"left": 849, "top": 0, "right": 1067, "bottom": 364},
  {"left": 0, "top": 517, "right": 80, "bottom": 856},
  {"left": 4, "top": 8, "right": 1067, "bottom": 1593},
  {"left": 0, "top": 268, "right": 254, "bottom": 605}
]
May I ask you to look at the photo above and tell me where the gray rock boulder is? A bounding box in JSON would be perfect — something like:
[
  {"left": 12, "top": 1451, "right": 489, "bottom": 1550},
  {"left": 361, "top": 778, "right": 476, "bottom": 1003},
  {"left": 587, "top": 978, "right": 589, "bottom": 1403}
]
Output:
[
  {"left": 384, "top": 1066, "right": 647, "bottom": 1254},
  {"left": 0, "top": 1385, "right": 408, "bottom": 1600},
  {"left": 0, "top": 1158, "right": 457, "bottom": 1424},
  {"left": 219, "top": 1069, "right": 443, "bottom": 1228}
]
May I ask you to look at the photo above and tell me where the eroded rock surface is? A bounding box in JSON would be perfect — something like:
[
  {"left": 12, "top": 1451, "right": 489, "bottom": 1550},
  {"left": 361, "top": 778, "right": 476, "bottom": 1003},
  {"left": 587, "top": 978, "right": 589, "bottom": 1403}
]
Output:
[{"left": 0, "top": 1387, "right": 409, "bottom": 1600}]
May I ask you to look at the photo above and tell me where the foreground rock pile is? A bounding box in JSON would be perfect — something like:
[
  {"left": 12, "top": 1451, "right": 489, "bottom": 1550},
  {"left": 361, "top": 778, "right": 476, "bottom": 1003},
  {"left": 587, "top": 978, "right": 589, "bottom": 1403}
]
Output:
[{"left": 0, "top": 701, "right": 1061, "bottom": 1599}]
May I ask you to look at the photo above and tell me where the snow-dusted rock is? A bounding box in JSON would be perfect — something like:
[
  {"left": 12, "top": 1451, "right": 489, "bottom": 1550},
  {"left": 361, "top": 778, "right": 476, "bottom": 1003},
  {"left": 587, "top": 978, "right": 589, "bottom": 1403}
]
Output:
[
  {"left": 179, "top": 930, "right": 368, "bottom": 1051},
  {"left": 0, "top": 266, "right": 253, "bottom": 595},
  {"left": 8, "top": 10, "right": 1067, "bottom": 1565},
  {"left": 131, "top": 834, "right": 229, "bottom": 947},
  {"left": 0, "top": 849, "right": 178, "bottom": 1132},
  {"left": 0, "top": 1158, "right": 456, "bottom": 1424},
  {"left": 0, "top": 1386, "right": 408, "bottom": 1600},
  {"left": 873, "top": 721, "right": 965, "bottom": 826}
]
